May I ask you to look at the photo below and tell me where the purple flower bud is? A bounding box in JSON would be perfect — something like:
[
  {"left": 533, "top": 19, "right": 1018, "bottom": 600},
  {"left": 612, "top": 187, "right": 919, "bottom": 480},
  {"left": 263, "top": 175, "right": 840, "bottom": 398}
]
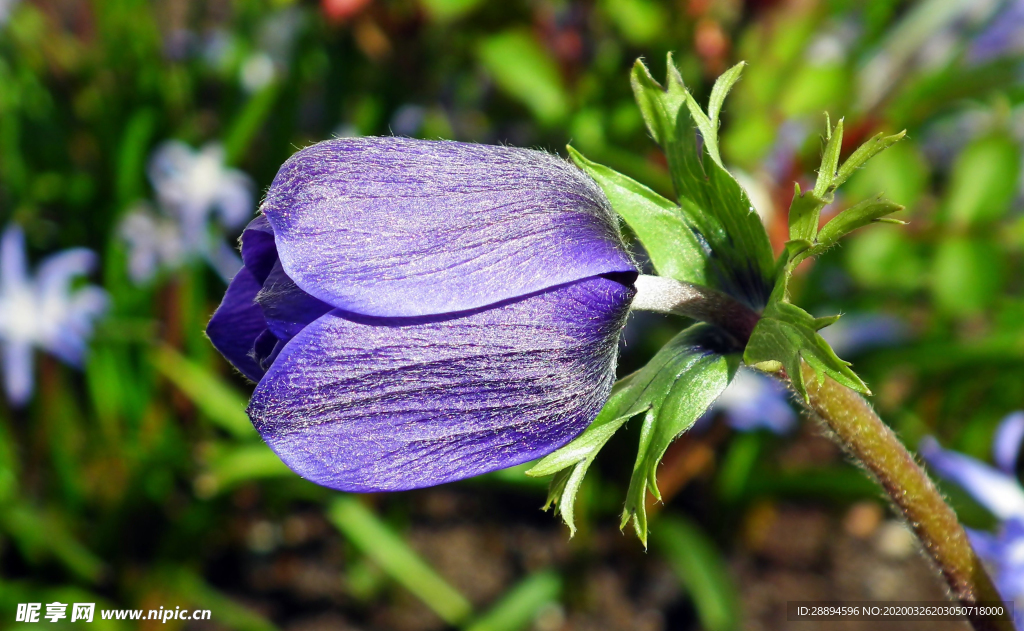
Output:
[{"left": 208, "top": 137, "right": 638, "bottom": 491}]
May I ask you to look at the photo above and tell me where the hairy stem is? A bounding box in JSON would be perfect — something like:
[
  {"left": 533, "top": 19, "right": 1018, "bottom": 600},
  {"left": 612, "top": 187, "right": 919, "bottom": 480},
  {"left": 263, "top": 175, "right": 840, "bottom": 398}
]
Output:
[
  {"left": 630, "top": 275, "right": 760, "bottom": 344},
  {"left": 796, "top": 364, "right": 1014, "bottom": 631}
]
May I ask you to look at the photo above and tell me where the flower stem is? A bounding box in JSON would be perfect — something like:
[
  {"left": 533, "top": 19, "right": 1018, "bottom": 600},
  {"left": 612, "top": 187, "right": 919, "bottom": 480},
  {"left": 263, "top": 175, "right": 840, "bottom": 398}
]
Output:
[
  {"left": 630, "top": 275, "right": 760, "bottom": 344},
  {"left": 796, "top": 363, "right": 1014, "bottom": 631}
]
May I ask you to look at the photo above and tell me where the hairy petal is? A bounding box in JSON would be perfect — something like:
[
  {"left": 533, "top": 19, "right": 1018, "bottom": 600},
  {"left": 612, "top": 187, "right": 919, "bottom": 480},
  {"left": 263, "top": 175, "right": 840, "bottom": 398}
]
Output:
[
  {"left": 206, "top": 267, "right": 266, "bottom": 382},
  {"left": 261, "top": 137, "right": 636, "bottom": 317},
  {"left": 256, "top": 261, "right": 331, "bottom": 341},
  {"left": 240, "top": 215, "right": 278, "bottom": 285},
  {"left": 247, "top": 276, "right": 635, "bottom": 492}
]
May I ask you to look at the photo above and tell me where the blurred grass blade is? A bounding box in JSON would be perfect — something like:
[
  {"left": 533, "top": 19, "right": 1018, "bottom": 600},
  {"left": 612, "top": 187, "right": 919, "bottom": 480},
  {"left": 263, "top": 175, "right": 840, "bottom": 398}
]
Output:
[
  {"left": 197, "top": 443, "right": 295, "bottom": 497},
  {"left": 224, "top": 83, "right": 280, "bottom": 166},
  {"left": 1, "top": 503, "right": 105, "bottom": 583},
  {"left": 168, "top": 568, "right": 279, "bottom": 631},
  {"left": 328, "top": 496, "right": 473, "bottom": 626},
  {"left": 115, "top": 108, "right": 157, "bottom": 206},
  {"left": 149, "top": 344, "right": 255, "bottom": 440},
  {"left": 653, "top": 515, "right": 741, "bottom": 631},
  {"left": 464, "top": 571, "right": 561, "bottom": 631}
]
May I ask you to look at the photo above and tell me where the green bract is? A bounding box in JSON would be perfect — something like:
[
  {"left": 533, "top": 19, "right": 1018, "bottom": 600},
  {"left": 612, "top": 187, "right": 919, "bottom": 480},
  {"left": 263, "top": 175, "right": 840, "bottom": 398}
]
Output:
[{"left": 530, "top": 55, "right": 907, "bottom": 543}]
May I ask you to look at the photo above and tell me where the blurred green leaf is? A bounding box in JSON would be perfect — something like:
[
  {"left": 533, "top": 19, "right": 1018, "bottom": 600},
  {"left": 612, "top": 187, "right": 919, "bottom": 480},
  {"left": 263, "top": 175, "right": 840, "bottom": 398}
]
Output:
[
  {"left": 846, "top": 227, "right": 925, "bottom": 290},
  {"left": 744, "top": 300, "right": 868, "bottom": 401},
  {"left": 328, "top": 496, "right": 474, "bottom": 626},
  {"left": 653, "top": 515, "right": 741, "bottom": 631},
  {"left": 945, "top": 134, "right": 1021, "bottom": 226},
  {"left": 149, "top": 345, "right": 255, "bottom": 440},
  {"left": 419, "top": 0, "right": 485, "bottom": 22},
  {"left": 931, "top": 236, "right": 1004, "bottom": 316},
  {"left": 600, "top": 0, "right": 667, "bottom": 45},
  {"left": 477, "top": 31, "right": 568, "bottom": 125},
  {"left": 463, "top": 571, "right": 561, "bottom": 631}
]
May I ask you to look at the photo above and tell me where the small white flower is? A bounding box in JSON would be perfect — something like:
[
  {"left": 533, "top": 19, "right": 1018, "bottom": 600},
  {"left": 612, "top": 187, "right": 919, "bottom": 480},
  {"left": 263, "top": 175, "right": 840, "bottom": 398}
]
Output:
[
  {"left": 119, "top": 141, "right": 254, "bottom": 284},
  {"left": 0, "top": 226, "right": 108, "bottom": 406}
]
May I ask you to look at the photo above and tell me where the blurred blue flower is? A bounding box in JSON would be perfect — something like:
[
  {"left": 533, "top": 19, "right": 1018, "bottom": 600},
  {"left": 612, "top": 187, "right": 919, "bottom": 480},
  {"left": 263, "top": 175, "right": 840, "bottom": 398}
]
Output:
[
  {"left": 207, "top": 137, "right": 638, "bottom": 492},
  {"left": 818, "top": 313, "right": 909, "bottom": 356},
  {"left": 119, "top": 141, "right": 254, "bottom": 283},
  {"left": 708, "top": 368, "right": 797, "bottom": 434},
  {"left": 920, "top": 411, "right": 1024, "bottom": 627},
  {"left": 970, "top": 0, "right": 1024, "bottom": 64},
  {"left": 0, "top": 226, "right": 108, "bottom": 406}
]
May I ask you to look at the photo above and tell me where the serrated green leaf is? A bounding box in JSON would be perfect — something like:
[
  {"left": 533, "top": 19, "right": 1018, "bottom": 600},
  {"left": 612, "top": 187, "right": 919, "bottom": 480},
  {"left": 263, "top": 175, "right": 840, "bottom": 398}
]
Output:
[
  {"left": 617, "top": 325, "right": 740, "bottom": 545},
  {"left": 629, "top": 57, "right": 775, "bottom": 306},
  {"left": 787, "top": 182, "right": 827, "bottom": 243},
  {"left": 568, "top": 146, "right": 711, "bottom": 285},
  {"left": 529, "top": 383, "right": 639, "bottom": 535},
  {"left": 815, "top": 196, "right": 904, "bottom": 251},
  {"left": 834, "top": 130, "right": 907, "bottom": 190},
  {"left": 812, "top": 117, "right": 844, "bottom": 198},
  {"left": 708, "top": 62, "right": 745, "bottom": 137},
  {"left": 528, "top": 386, "right": 638, "bottom": 478},
  {"left": 630, "top": 57, "right": 685, "bottom": 148},
  {"left": 743, "top": 301, "right": 869, "bottom": 402}
]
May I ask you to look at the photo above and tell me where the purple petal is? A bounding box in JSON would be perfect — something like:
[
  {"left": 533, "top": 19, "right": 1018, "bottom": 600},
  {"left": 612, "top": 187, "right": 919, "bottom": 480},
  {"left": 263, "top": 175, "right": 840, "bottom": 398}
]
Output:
[
  {"left": 206, "top": 267, "right": 266, "bottom": 382},
  {"left": 2, "top": 340, "right": 33, "bottom": 407},
  {"left": 261, "top": 137, "right": 636, "bottom": 318},
  {"left": 256, "top": 261, "right": 331, "bottom": 341},
  {"left": 247, "top": 275, "right": 635, "bottom": 492},
  {"left": 995, "top": 412, "right": 1024, "bottom": 475},
  {"left": 240, "top": 215, "right": 277, "bottom": 284},
  {"left": 714, "top": 368, "right": 796, "bottom": 434},
  {"left": 1, "top": 225, "right": 28, "bottom": 293},
  {"left": 920, "top": 436, "right": 1024, "bottom": 520}
]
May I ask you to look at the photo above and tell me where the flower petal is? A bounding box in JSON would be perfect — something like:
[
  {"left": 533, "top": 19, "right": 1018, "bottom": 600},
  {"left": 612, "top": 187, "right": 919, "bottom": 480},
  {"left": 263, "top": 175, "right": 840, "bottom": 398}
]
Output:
[
  {"left": 920, "top": 436, "right": 1024, "bottom": 520},
  {"left": 2, "top": 340, "right": 33, "bottom": 406},
  {"left": 206, "top": 267, "right": 266, "bottom": 382},
  {"left": 0, "top": 225, "right": 28, "bottom": 294},
  {"left": 240, "top": 215, "right": 277, "bottom": 284},
  {"left": 994, "top": 411, "right": 1024, "bottom": 475},
  {"left": 247, "top": 275, "right": 634, "bottom": 491},
  {"left": 255, "top": 261, "right": 331, "bottom": 340},
  {"left": 261, "top": 137, "right": 637, "bottom": 317}
]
